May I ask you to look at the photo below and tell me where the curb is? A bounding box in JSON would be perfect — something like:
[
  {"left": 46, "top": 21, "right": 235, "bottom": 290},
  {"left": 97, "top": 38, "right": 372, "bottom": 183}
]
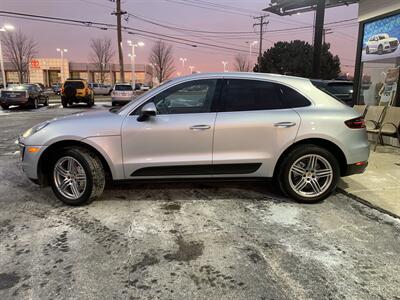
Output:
[{"left": 338, "top": 187, "right": 400, "bottom": 220}]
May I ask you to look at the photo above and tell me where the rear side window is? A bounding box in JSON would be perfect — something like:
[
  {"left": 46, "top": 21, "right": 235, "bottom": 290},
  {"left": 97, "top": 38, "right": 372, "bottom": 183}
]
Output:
[
  {"left": 65, "top": 81, "right": 84, "bottom": 89},
  {"left": 221, "top": 79, "right": 283, "bottom": 112},
  {"left": 115, "top": 85, "right": 133, "bottom": 91},
  {"left": 275, "top": 84, "right": 311, "bottom": 108}
]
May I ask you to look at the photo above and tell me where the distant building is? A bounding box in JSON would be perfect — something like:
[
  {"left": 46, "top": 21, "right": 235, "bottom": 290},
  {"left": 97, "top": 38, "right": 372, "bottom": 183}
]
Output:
[{"left": 2, "top": 58, "right": 154, "bottom": 86}]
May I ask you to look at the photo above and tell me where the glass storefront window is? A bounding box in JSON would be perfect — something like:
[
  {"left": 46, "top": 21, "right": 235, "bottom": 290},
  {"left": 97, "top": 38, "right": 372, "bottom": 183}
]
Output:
[{"left": 358, "top": 12, "right": 400, "bottom": 107}]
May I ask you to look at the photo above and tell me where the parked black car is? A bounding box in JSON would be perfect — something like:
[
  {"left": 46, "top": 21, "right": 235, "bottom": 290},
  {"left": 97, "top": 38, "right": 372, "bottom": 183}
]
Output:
[
  {"left": 311, "top": 80, "right": 354, "bottom": 106},
  {"left": 0, "top": 84, "right": 49, "bottom": 110}
]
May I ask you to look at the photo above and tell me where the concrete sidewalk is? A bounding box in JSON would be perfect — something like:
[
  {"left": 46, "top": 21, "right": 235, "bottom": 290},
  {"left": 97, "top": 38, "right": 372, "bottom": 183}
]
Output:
[{"left": 339, "top": 145, "right": 400, "bottom": 218}]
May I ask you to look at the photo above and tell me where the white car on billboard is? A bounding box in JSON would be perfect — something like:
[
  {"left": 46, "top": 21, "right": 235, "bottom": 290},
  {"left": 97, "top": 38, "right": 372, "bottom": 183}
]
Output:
[{"left": 365, "top": 33, "right": 399, "bottom": 55}]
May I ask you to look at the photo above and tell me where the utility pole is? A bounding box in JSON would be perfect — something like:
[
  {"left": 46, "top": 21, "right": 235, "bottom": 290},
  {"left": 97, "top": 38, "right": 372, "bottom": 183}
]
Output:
[
  {"left": 111, "top": 0, "right": 126, "bottom": 82},
  {"left": 312, "top": 0, "right": 325, "bottom": 79},
  {"left": 253, "top": 14, "right": 269, "bottom": 64}
]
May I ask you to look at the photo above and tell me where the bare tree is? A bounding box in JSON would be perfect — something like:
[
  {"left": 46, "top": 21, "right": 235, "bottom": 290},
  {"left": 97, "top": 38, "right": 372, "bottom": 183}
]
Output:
[
  {"left": 149, "top": 40, "right": 175, "bottom": 83},
  {"left": 1, "top": 30, "right": 37, "bottom": 83},
  {"left": 89, "top": 37, "right": 114, "bottom": 83},
  {"left": 234, "top": 53, "right": 251, "bottom": 72}
]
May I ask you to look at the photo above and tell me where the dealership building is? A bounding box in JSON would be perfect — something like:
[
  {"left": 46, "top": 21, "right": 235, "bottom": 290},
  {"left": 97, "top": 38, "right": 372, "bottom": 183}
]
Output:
[{"left": 2, "top": 58, "right": 154, "bottom": 86}]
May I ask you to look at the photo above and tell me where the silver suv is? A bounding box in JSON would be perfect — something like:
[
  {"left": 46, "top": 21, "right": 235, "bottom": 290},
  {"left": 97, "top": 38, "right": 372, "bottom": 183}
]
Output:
[{"left": 18, "top": 73, "right": 369, "bottom": 205}]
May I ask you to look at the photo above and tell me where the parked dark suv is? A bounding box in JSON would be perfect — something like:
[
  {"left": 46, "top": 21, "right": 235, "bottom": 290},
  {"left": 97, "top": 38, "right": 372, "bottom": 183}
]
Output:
[
  {"left": 311, "top": 80, "right": 354, "bottom": 106},
  {"left": 61, "top": 78, "right": 94, "bottom": 107}
]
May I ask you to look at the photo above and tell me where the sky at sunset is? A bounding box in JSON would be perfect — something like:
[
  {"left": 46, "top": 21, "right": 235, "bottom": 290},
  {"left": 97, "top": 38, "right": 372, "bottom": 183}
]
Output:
[{"left": 0, "top": 0, "right": 359, "bottom": 75}]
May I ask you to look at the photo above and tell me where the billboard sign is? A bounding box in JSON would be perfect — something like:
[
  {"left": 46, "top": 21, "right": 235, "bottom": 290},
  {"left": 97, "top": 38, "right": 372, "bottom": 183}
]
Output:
[{"left": 361, "top": 13, "right": 400, "bottom": 62}]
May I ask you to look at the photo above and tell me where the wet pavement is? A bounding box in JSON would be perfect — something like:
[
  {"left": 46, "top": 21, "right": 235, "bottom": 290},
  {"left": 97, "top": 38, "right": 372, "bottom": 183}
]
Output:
[{"left": 0, "top": 104, "right": 400, "bottom": 300}]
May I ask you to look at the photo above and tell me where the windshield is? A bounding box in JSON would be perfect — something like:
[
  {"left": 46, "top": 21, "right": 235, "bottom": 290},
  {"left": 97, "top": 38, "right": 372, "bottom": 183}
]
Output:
[
  {"left": 115, "top": 85, "right": 133, "bottom": 91},
  {"left": 7, "top": 84, "right": 31, "bottom": 91}
]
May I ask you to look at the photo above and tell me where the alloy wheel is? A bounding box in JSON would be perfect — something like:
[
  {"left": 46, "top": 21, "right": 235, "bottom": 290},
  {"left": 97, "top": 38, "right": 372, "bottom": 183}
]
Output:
[
  {"left": 288, "top": 154, "right": 333, "bottom": 198},
  {"left": 53, "top": 156, "right": 87, "bottom": 200}
]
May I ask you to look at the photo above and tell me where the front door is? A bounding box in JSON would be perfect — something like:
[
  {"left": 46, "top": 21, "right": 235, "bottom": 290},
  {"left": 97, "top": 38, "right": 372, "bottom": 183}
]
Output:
[
  {"left": 121, "top": 79, "right": 220, "bottom": 178},
  {"left": 213, "top": 79, "right": 301, "bottom": 178}
]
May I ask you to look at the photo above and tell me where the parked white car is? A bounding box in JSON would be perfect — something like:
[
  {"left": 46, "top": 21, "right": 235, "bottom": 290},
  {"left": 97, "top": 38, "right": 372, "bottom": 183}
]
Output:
[
  {"left": 111, "top": 83, "right": 134, "bottom": 106},
  {"left": 89, "top": 83, "right": 112, "bottom": 95},
  {"left": 366, "top": 33, "right": 399, "bottom": 55}
]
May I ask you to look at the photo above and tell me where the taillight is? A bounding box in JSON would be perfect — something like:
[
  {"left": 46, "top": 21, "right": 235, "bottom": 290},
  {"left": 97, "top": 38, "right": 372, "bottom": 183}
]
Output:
[
  {"left": 345, "top": 117, "right": 366, "bottom": 129},
  {"left": 61, "top": 88, "right": 64, "bottom": 94},
  {"left": 85, "top": 88, "right": 89, "bottom": 94}
]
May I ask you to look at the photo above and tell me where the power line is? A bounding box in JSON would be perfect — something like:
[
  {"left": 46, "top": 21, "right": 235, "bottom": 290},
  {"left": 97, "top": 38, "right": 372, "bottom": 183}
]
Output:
[{"left": 0, "top": 11, "right": 249, "bottom": 54}]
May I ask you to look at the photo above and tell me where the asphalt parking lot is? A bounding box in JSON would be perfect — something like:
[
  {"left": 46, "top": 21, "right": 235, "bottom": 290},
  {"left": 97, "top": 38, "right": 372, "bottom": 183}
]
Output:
[{"left": 0, "top": 102, "right": 400, "bottom": 300}]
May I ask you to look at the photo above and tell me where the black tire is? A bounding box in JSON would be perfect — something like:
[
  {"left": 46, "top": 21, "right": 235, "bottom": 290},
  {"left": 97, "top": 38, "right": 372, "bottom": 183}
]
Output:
[
  {"left": 49, "top": 147, "right": 105, "bottom": 205},
  {"left": 276, "top": 144, "right": 340, "bottom": 203},
  {"left": 1, "top": 104, "right": 9, "bottom": 110},
  {"left": 111, "top": 101, "right": 116, "bottom": 106},
  {"left": 87, "top": 96, "right": 94, "bottom": 107},
  {"left": 44, "top": 97, "right": 49, "bottom": 106},
  {"left": 378, "top": 45, "right": 383, "bottom": 55},
  {"left": 31, "top": 98, "right": 39, "bottom": 109},
  {"left": 61, "top": 97, "right": 68, "bottom": 108},
  {"left": 366, "top": 46, "right": 369, "bottom": 54}
]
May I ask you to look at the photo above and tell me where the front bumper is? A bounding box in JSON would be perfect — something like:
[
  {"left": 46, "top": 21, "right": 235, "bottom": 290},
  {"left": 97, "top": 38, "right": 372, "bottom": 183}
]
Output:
[{"left": 18, "top": 139, "right": 46, "bottom": 182}]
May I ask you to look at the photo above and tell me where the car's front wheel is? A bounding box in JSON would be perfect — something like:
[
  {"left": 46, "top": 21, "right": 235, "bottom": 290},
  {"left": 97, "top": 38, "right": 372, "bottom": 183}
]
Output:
[
  {"left": 277, "top": 145, "right": 340, "bottom": 203},
  {"left": 50, "top": 148, "right": 105, "bottom": 205},
  {"left": 378, "top": 45, "right": 383, "bottom": 55}
]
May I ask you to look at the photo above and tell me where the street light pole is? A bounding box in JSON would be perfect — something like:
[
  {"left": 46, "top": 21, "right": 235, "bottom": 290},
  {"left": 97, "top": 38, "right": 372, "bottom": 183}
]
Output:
[
  {"left": 127, "top": 40, "right": 144, "bottom": 86},
  {"left": 189, "top": 65, "right": 194, "bottom": 74},
  {"left": 246, "top": 41, "right": 258, "bottom": 57},
  {"left": 56, "top": 48, "right": 68, "bottom": 83},
  {"left": 0, "top": 24, "right": 15, "bottom": 88},
  {"left": 222, "top": 61, "right": 228, "bottom": 72},
  {"left": 179, "top": 57, "right": 187, "bottom": 72}
]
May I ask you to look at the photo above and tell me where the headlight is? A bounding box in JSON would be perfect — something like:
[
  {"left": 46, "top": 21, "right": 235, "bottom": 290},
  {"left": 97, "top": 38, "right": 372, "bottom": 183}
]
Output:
[{"left": 22, "top": 121, "right": 50, "bottom": 138}]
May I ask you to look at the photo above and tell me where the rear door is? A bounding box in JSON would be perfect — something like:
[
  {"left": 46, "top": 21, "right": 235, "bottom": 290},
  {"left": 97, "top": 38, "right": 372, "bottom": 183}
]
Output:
[{"left": 212, "top": 79, "right": 302, "bottom": 178}]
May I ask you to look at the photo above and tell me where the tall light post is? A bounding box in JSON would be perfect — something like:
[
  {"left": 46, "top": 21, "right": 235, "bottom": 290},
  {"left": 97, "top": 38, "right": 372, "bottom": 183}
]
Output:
[
  {"left": 189, "top": 65, "right": 195, "bottom": 74},
  {"left": 127, "top": 40, "right": 144, "bottom": 86},
  {"left": 0, "top": 24, "right": 15, "bottom": 88},
  {"left": 179, "top": 57, "right": 187, "bottom": 71},
  {"left": 56, "top": 48, "right": 68, "bottom": 83},
  {"left": 246, "top": 41, "right": 258, "bottom": 57},
  {"left": 222, "top": 61, "right": 228, "bottom": 72},
  {"left": 148, "top": 62, "right": 157, "bottom": 86}
]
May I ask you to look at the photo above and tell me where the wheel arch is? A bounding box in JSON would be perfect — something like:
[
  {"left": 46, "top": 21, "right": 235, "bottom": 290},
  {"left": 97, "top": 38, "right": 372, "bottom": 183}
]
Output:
[
  {"left": 273, "top": 138, "right": 348, "bottom": 179},
  {"left": 37, "top": 140, "right": 113, "bottom": 186}
]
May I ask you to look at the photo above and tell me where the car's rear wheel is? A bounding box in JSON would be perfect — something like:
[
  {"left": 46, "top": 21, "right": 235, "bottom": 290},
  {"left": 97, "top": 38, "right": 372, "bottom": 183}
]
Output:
[
  {"left": 31, "top": 98, "right": 39, "bottom": 109},
  {"left": 61, "top": 98, "right": 68, "bottom": 108},
  {"left": 50, "top": 148, "right": 105, "bottom": 205},
  {"left": 277, "top": 145, "right": 340, "bottom": 203},
  {"left": 44, "top": 97, "right": 49, "bottom": 106},
  {"left": 1, "top": 104, "right": 9, "bottom": 110}
]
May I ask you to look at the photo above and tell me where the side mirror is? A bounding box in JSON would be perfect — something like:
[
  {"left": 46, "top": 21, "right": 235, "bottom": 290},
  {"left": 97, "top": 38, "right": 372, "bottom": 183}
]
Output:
[{"left": 137, "top": 102, "right": 157, "bottom": 122}]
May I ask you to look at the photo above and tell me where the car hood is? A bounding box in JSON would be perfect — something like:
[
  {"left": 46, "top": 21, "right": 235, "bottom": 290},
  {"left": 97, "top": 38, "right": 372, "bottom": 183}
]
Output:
[{"left": 23, "top": 109, "right": 124, "bottom": 146}]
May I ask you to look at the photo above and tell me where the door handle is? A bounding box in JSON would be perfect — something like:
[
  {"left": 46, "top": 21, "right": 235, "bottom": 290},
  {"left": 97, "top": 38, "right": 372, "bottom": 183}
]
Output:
[
  {"left": 274, "top": 122, "right": 297, "bottom": 128},
  {"left": 190, "top": 125, "right": 211, "bottom": 131}
]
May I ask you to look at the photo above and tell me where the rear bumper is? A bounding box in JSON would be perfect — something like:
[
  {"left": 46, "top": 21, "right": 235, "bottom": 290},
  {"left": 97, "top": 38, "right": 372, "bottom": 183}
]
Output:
[
  {"left": 0, "top": 98, "right": 29, "bottom": 106},
  {"left": 112, "top": 96, "right": 132, "bottom": 102},
  {"left": 343, "top": 161, "right": 368, "bottom": 176}
]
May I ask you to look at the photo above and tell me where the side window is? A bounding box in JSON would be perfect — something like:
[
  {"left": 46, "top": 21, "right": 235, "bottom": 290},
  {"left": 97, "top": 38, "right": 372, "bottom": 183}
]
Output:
[
  {"left": 221, "top": 79, "right": 283, "bottom": 112},
  {"left": 275, "top": 84, "right": 311, "bottom": 108},
  {"left": 142, "top": 79, "right": 217, "bottom": 115}
]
